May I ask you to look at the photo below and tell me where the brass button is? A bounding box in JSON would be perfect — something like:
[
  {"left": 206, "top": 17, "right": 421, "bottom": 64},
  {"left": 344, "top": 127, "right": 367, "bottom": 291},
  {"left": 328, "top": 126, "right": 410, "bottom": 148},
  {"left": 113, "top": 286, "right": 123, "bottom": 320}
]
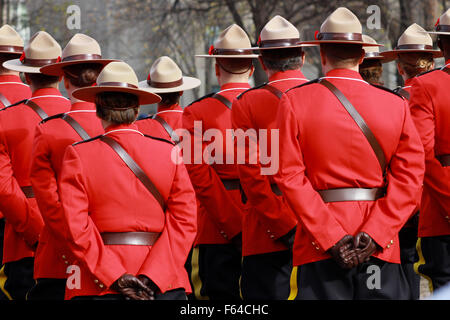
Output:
[
  {"left": 62, "top": 255, "right": 66, "bottom": 259},
  {"left": 94, "top": 279, "right": 99, "bottom": 284},
  {"left": 99, "top": 284, "right": 104, "bottom": 288},
  {"left": 267, "top": 230, "right": 271, "bottom": 233},
  {"left": 390, "top": 240, "right": 394, "bottom": 244},
  {"left": 270, "top": 235, "right": 275, "bottom": 239}
]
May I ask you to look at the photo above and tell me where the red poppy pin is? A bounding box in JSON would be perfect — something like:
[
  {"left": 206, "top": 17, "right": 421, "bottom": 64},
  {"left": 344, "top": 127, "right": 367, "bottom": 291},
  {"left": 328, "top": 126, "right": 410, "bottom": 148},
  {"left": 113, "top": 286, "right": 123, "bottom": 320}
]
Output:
[
  {"left": 208, "top": 45, "right": 215, "bottom": 55},
  {"left": 257, "top": 35, "right": 261, "bottom": 46},
  {"left": 314, "top": 30, "right": 320, "bottom": 40},
  {"left": 19, "top": 51, "right": 26, "bottom": 64},
  {"left": 435, "top": 18, "right": 440, "bottom": 27}
]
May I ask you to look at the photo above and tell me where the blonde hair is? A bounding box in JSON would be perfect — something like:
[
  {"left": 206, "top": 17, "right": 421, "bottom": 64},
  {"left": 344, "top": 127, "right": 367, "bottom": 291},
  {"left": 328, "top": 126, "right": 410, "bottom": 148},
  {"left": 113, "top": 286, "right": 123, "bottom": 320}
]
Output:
[{"left": 398, "top": 52, "right": 434, "bottom": 78}]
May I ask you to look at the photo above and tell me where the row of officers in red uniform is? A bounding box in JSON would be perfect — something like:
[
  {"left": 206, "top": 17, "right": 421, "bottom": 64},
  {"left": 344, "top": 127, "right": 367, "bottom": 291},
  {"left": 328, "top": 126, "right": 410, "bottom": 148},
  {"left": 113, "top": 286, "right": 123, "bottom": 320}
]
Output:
[{"left": 0, "top": 6, "right": 448, "bottom": 301}]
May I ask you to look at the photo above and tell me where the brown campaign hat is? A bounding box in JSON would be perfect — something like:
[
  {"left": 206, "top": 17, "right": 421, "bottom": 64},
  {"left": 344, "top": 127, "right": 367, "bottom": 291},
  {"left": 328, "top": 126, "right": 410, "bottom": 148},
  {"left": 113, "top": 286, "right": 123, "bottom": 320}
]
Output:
[
  {"left": 380, "top": 23, "right": 443, "bottom": 63},
  {"left": 300, "top": 7, "right": 382, "bottom": 47},
  {"left": 40, "top": 33, "right": 118, "bottom": 76},
  {"left": 0, "top": 24, "right": 24, "bottom": 56},
  {"left": 249, "top": 15, "right": 317, "bottom": 50},
  {"left": 139, "top": 56, "right": 201, "bottom": 93},
  {"left": 427, "top": 8, "right": 450, "bottom": 36},
  {"left": 196, "top": 24, "right": 259, "bottom": 58},
  {"left": 3, "top": 31, "right": 62, "bottom": 73},
  {"left": 72, "top": 61, "right": 161, "bottom": 105},
  {"left": 362, "top": 35, "right": 390, "bottom": 63}
]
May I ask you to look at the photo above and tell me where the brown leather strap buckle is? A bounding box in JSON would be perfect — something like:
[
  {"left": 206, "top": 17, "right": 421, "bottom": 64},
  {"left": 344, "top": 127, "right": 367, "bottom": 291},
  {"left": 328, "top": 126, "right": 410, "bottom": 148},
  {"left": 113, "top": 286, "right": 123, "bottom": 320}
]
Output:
[
  {"left": 437, "top": 154, "right": 450, "bottom": 167},
  {"left": 100, "top": 231, "right": 160, "bottom": 246},
  {"left": 318, "top": 187, "right": 385, "bottom": 203},
  {"left": 21, "top": 186, "right": 35, "bottom": 198}
]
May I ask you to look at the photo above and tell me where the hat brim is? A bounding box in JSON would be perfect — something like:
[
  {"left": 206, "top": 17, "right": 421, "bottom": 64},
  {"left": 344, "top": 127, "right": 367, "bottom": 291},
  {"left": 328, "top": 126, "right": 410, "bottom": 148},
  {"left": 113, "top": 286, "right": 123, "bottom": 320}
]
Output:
[
  {"left": 380, "top": 49, "right": 444, "bottom": 63},
  {"left": 249, "top": 43, "right": 319, "bottom": 50},
  {"left": 72, "top": 86, "right": 161, "bottom": 105},
  {"left": 138, "top": 76, "right": 201, "bottom": 93},
  {"left": 195, "top": 54, "right": 259, "bottom": 58},
  {"left": 3, "top": 59, "right": 43, "bottom": 73},
  {"left": 299, "top": 40, "right": 383, "bottom": 47},
  {"left": 40, "top": 59, "right": 119, "bottom": 76},
  {"left": 426, "top": 31, "right": 450, "bottom": 36}
]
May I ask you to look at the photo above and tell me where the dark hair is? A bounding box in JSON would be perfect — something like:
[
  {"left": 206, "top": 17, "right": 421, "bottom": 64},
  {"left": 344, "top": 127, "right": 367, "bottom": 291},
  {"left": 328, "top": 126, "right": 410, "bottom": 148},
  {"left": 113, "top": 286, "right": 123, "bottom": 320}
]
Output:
[
  {"left": 321, "top": 43, "right": 365, "bottom": 67},
  {"left": 26, "top": 73, "right": 61, "bottom": 89},
  {"left": 0, "top": 53, "right": 19, "bottom": 73},
  {"left": 216, "top": 58, "right": 253, "bottom": 74},
  {"left": 260, "top": 47, "right": 304, "bottom": 72},
  {"left": 63, "top": 63, "right": 103, "bottom": 88},
  {"left": 438, "top": 35, "right": 450, "bottom": 57},
  {"left": 159, "top": 91, "right": 181, "bottom": 106},
  {"left": 95, "top": 91, "right": 139, "bottom": 124},
  {"left": 359, "top": 59, "right": 384, "bottom": 85}
]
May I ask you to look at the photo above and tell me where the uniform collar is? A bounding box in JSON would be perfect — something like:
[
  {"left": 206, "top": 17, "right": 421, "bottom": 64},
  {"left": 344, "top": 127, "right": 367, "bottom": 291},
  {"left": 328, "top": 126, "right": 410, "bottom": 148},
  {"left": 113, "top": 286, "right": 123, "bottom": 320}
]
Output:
[
  {"left": 268, "top": 69, "right": 306, "bottom": 82},
  {"left": 31, "top": 87, "right": 64, "bottom": 98},
  {"left": 325, "top": 68, "right": 365, "bottom": 81},
  {"left": 157, "top": 103, "right": 182, "bottom": 113},
  {"left": 0, "top": 74, "right": 22, "bottom": 83},
  {"left": 70, "top": 101, "right": 96, "bottom": 112},
  {"left": 220, "top": 82, "right": 251, "bottom": 91},
  {"left": 104, "top": 123, "right": 140, "bottom": 134}
]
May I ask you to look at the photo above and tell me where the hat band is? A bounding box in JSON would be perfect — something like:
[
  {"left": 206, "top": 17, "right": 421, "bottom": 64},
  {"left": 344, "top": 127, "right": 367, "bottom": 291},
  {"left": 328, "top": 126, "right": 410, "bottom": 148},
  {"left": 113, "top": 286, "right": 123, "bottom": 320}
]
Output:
[
  {"left": 0, "top": 45, "right": 23, "bottom": 54},
  {"left": 148, "top": 78, "right": 183, "bottom": 88},
  {"left": 395, "top": 44, "right": 433, "bottom": 50},
  {"left": 436, "top": 25, "right": 450, "bottom": 32},
  {"left": 211, "top": 48, "right": 254, "bottom": 56},
  {"left": 21, "top": 57, "right": 60, "bottom": 67},
  {"left": 365, "top": 52, "right": 381, "bottom": 58},
  {"left": 259, "top": 38, "right": 300, "bottom": 48},
  {"left": 62, "top": 53, "right": 103, "bottom": 62},
  {"left": 98, "top": 81, "right": 138, "bottom": 89},
  {"left": 317, "top": 32, "right": 363, "bottom": 42}
]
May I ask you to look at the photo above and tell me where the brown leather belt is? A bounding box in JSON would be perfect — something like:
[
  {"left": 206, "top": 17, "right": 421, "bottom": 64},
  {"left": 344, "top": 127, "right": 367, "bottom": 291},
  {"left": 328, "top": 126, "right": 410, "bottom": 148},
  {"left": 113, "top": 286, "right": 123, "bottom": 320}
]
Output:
[
  {"left": 222, "top": 179, "right": 241, "bottom": 190},
  {"left": 437, "top": 155, "right": 450, "bottom": 167},
  {"left": 21, "top": 186, "right": 35, "bottom": 198},
  {"left": 318, "top": 187, "right": 385, "bottom": 203},
  {"left": 100, "top": 232, "right": 160, "bottom": 246}
]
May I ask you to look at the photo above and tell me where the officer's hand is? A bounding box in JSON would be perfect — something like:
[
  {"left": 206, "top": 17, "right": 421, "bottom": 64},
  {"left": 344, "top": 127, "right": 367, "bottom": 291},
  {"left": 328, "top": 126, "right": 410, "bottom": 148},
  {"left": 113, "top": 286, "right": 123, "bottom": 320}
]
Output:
[
  {"left": 137, "top": 274, "right": 159, "bottom": 299},
  {"left": 327, "top": 235, "right": 359, "bottom": 269},
  {"left": 354, "top": 232, "right": 378, "bottom": 264},
  {"left": 111, "top": 273, "right": 154, "bottom": 300}
]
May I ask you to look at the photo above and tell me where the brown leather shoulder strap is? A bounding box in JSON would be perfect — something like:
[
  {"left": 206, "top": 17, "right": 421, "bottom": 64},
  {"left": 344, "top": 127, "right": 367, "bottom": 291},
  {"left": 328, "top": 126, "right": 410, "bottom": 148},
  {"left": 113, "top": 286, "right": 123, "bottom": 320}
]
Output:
[
  {"left": 393, "top": 87, "right": 410, "bottom": 100},
  {"left": 99, "top": 135, "right": 166, "bottom": 211},
  {"left": 152, "top": 114, "right": 180, "bottom": 144},
  {"left": 62, "top": 113, "right": 91, "bottom": 141},
  {"left": 212, "top": 93, "right": 233, "bottom": 109},
  {"left": 263, "top": 84, "right": 284, "bottom": 99},
  {"left": 0, "top": 93, "right": 11, "bottom": 108},
  {"left": 319, "top": 79, "right": 386, "bottom": 174},
  {"left": 24, "top": 100, "right": 48, "bottom": 120}
]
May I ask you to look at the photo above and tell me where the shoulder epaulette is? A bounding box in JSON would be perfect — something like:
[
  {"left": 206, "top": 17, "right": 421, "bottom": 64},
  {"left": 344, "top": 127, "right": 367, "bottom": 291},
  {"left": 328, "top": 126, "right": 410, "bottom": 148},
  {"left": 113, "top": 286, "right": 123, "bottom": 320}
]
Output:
[
  {"left": 236, "top": 83, "right": 267, "bottom": 100},
  {"left": 369, "top": 83, "right": 405, "bottom": 100},
  {"left": 0, "top": 99, "right": 27, "bottom": 112},
  {"left": 285, "top": 78, "right": 321, "bottom": 94},
  {"left": 143, "top": 134, "right": 175, "bottom": 146},
  {"left": 39, "top": 112, "right": 66, "bottom": 124},
  {"left": 72, "top": 134, "right": 103, "bottom": 146},
  {"left": 186, "top": 92, "right": 216, "bottom": 107}
]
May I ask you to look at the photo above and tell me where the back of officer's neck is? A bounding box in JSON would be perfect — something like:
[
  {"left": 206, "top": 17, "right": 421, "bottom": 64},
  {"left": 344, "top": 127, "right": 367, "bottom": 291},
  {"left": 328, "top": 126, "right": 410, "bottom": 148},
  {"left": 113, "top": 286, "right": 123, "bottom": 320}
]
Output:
[
  {"left": 217, "top": 72, "right": 250, "bottom": 87},
  {"left": 323, "top": 63, "right": 359, "bottom": 75}
]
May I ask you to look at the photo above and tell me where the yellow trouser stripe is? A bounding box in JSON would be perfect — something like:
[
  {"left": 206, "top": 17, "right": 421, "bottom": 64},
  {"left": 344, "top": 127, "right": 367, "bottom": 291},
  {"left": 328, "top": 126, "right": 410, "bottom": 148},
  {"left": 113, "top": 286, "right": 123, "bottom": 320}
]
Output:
[
  {"left": 413, "top": 237, "right": 434, "bottom": 293},
  {"left": 288, "top": 266, "right": 298, "bottom": 300},
  {"left": 190, "top": 247, "right": 209, "bottom": 300},
  {"left": 0, "top": 265, "right": 12, "bottom": 300},
  {"left": 239, "top": 256, "right": 243, "bottom": 300}
]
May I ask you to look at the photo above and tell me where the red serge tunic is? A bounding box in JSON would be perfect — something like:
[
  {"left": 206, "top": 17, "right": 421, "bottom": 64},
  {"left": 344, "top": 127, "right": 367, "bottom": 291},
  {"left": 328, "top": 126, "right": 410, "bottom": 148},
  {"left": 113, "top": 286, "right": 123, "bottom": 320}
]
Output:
[
  {"left": 137, "top": 103, "right": 183, "bottom": 142},
  {"left": 409, "top": 61, "right": 450, "bottom": 237},
  {"left": 57, "top": 124, "right": 197, "bottom": 299},
  {"left": 231, "top": 70, "right": 308, "bottom": 256},
  {"left": 30, "top": 102, "right": 104, "bottom": 279},
  {"left": 0, "top": 88, "right": 70, "bottom": 263},
  {"left": 0, "top": 75, "right": 31, "bottom": 220},
  {"left": 274, "top": 69, "right": 425, "bottom": 266},
  {"left": 182, "top": 82, "right": 251, "bottom": 245}
]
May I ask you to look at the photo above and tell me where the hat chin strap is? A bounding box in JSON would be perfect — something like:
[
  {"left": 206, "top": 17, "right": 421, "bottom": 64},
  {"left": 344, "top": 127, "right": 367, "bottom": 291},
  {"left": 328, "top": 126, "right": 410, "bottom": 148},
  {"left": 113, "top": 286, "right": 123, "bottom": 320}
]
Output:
[{"left": 216, "top": 60, "right": 253, "bottom": 75}]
